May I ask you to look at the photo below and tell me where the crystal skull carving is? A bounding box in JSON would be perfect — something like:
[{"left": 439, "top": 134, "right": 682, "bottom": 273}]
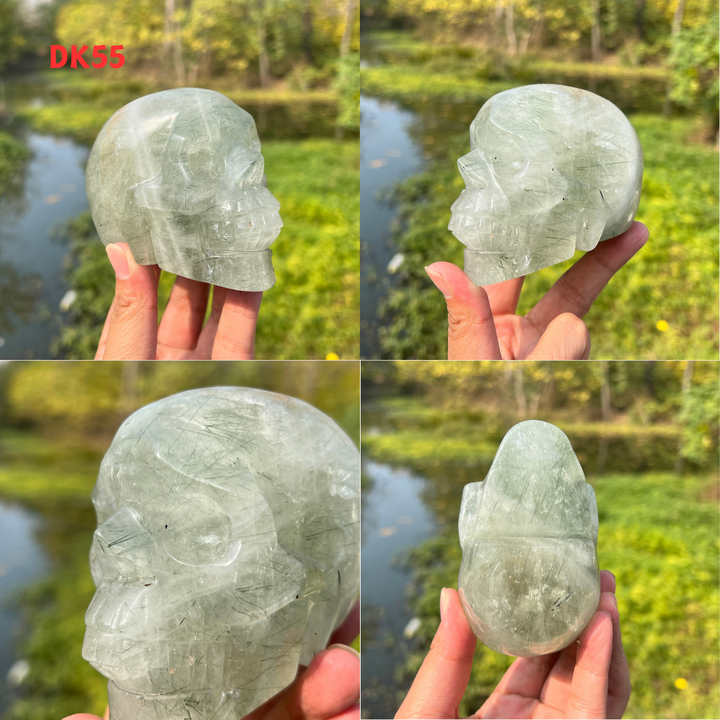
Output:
[
  {"left": 82, "top": 387, "right": 359, "bottom": 719},
  {"left": 449, "top": 84, "right": 643, "bottom": 285},
  {"left": 86, "top": 88, "right": 282, "bottom": 292},
  {"left": 458, "top": 420, "right": 600, "bottom": 657}
]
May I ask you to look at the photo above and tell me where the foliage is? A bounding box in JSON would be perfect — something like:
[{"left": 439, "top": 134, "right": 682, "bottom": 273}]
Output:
[
  {"left": 668, "top": 13, "right": 719, "bottom": 123},
  {"left": 3, "top": 361, "right": 360, "bottom": 444},
  {"left": 362, "top": 362, "right": 719, "bottom": 472},
  {"left": 336, "top": 52, "right": 361, "bottom": 131},
  {"left": 374, "top": 114, "right": 718, "bottom": 360},
  {"left": 49, "top": 139, "right": 358, "bottom": 359},
  {"left": 398, "top": 472, "right": 719, "bottom": 718},
  {"left": 679, "top": 372, "right": 720, "bottom": 466},
  {"left": 0, "top": 0, "right": 26, "bottom": 71},
  {"left": 52, "top": 0, "right": 358, "bottom": 86},
  {"left": 0, "top": 131, "right": 30, "bottom": 196},
  {"left": 16, "top": 80, "right": 341, "bottom": 145},
  {"left": 378, "top": 0, "right": 717, "bottom": 67}
]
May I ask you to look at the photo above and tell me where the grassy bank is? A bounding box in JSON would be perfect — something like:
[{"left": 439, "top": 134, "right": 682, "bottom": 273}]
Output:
[
  {"left": 0, "top": 132, "right": 30, "bottom": 196},
  {"left": 373, "top": 113, "right": 718, "bottom": 359}
]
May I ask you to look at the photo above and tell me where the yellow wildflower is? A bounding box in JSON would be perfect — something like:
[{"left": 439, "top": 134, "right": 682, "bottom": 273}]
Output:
[
  {"left": 675, "top": 678, "right": 688, "bottom": 690},
  {"left": 656, "top": 320, "right": 669, "bottom": 332}
]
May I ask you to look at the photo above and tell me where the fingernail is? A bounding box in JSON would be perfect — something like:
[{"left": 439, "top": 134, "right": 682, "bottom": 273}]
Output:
[
  {"left": 440, "top": 587, "right": 449, "bottom": 621},
  {"left": 426, "top": 266, "right": 452, "bottom": 299},
  {"left": 327, "top": 643, "right": 360, "bottom": 659},
  {"left": 106, "top": 244, "right": 130, "bottom": 279},
  {"left": 609, "top": 593, "right": 618, "bottom": 608}
]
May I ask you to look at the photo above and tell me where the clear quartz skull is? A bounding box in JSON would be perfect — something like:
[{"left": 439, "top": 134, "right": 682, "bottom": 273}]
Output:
[
  {"left": 86, "top": 88, "right": 283, "bottom": 291},
  {"left": 82, "top": 387, "right": 359, "bottom": 719},
  {"left": 458, "top": 420, "right": 600, "bottom": 657},
  {"left": 449, "top": 84, "right": 643, "bottom": 285}
]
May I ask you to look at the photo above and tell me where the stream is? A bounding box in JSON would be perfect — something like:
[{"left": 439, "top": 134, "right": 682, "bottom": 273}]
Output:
[{"left": 0, "top": 500, "right": 48, "bottom": 715}]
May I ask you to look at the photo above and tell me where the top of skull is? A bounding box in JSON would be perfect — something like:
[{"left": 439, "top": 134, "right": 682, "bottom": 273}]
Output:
[
  {"left": 86, "top": 88, "right": 282, "bottom": 291},
  {"left": 459, "top": 420, "right": 598, "bottom": 545}
]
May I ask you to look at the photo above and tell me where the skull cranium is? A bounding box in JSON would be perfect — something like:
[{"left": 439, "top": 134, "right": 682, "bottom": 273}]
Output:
[
  {"left": 449, "top": 84, "right": 643, "bottom": 285},
  {"left": 82, "top": 388, "right": 359, "bottom": 719},
  {"left": 86, "top": 89, "right": 282, "bottom": 291}
]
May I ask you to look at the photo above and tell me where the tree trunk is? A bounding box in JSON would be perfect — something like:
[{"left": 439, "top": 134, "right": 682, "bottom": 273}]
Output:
[
  {"left": 635, "top": 0, "right": 645, "bottom": 40},
  {"left": 257, "top": 20, "right": 270, "bottom": 88},
  {"left": 514, "top": 365, "right": 527, "bottom": 417},
  {"left": 119, "top": 361, "right": 139, "bottom": 418},
  {"left": 340, "top": 0, "right": 355, "bottom": 58},
  {"left": 590, "top": 0, "right": 602, "bottom": 62},
  {"left": 505, "top": 1, "right": 517, "bottom": 56},
  {"left": 674, "top": 360, "right": 694, "bottom": 474},
  {"left": 663, "top": 0, "right": 686, "bottom": 116},
  {"left": 600, "top": 361, "right": 612, "bottom": 421},
  {"left": 302, "top": 0, "right": 313, "bottom": 64},
  {"left": 164, "top": 0, "right": 186, "bottom": 86}
]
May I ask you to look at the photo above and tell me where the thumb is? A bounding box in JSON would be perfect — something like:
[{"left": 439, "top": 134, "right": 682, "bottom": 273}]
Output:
[
  {"left": 396, "top": 588, "right": 477, "bottom": 719},
  {"left": 102, "top": 243, "right": 159, "bottom": 360},
  {"left": 426, "top": 262, "right": 501, "bottom": 360}
]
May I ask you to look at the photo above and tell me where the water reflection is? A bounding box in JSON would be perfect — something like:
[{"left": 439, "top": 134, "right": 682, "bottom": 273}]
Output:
[
  {"left": 0, "top": 500, "right": 48, "bottom": 715},
  {"left": 0, "top": 133, "right": 89, "bottom": 358},
  {"left": 360, "top": 96, "right": 424, "bottom": 358}
]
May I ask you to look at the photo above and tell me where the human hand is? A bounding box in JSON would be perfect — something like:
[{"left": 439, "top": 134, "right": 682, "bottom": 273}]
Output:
[
  {"left": 96, "top": 242, "right": 263, "bottom": 360},
  {"left": 425, "top": 222, "right": 648, "bottom": 360},
  {"left": 396, "top": 571, "right": 630, "bottom": 719},
  {"left": 62, "top": 601, "right": 360, "bottom": 720}
]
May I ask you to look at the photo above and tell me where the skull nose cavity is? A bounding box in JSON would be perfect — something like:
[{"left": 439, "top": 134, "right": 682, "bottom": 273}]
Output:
[
  {"left": 458, "top": 151, "right": 488, "bottom": 189},
  {"left": 158, "top": 494, "right": 232, "bottom": 566}
]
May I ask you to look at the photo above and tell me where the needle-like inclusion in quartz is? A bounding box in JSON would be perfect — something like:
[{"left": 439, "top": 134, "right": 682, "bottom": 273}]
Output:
[
  {"left": 82, "top": 388, "right": 359, "bottom": 719},
  {"left": 86, "top": 88, "right": 282, "bottom": 292},
  {"left": 449, "top": 84, "right": 643, "bottom": 286},
  {"left": 458, "top": 420, "right": 600, "bottom": 657}
]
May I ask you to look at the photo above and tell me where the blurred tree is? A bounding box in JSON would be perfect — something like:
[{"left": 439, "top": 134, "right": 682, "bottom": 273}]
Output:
[
  {"left": 54, "top": 0, "right": 356, "bottom": 87},
  {"left": 0, "top": 0, "right": 26, "bottom": 71},
  {"left": 678, "top": 364, "right": 719, "bottom": 468},
  {"left": 667, "top": 13, "right": 719, "bottom": 132}
]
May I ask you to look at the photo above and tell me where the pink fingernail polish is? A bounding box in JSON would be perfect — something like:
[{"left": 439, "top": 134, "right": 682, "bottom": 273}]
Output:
[
  {"left": 426, "top": 266, "right": 452, "bottom": 299},
  {"left": 106, "top": 244, "right": 130, "bottom": 279}
]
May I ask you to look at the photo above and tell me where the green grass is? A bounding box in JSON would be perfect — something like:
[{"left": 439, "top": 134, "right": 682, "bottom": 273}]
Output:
[
  {"left": 374, "top": 114, "right": 718, "bottom": 359},
  {"left": 396, "top": 472, "right": 719, "bottom": 719},
  {"left": 51, "top": 139, "right": 359, "bottom": 359}
]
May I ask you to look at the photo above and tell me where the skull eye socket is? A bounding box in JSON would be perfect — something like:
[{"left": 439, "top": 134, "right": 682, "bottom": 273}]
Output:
[
  {"left": 490, "top": 143, "right": 527, "bottom": 178},
  {"left": 157, "top": 493, "right": 231, "bottom": 566},
  {"left": 186, "top": 141, "right": 222, "bottom": 180}
]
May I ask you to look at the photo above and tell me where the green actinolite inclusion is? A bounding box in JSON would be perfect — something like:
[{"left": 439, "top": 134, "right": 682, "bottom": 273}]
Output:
[
  {"left": 458, "top": 420, "right": 600, "bottom": 657},
  {"left": 449, "top": 84, "right": 643, "bottom": 285}
]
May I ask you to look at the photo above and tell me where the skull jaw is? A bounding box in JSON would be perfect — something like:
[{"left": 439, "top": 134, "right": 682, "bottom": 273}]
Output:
[
  {"left": 158, "top": 247, "right": 276, "bottom": 292},
  {"left": 120, "top": 241, "right": 277, "bottom": 292},
  {"left": 459, "top": 234, "right": 576, "bottom": 286},
  {"left": 107, "top": 680, "right": 267, "bottom": 720}
]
